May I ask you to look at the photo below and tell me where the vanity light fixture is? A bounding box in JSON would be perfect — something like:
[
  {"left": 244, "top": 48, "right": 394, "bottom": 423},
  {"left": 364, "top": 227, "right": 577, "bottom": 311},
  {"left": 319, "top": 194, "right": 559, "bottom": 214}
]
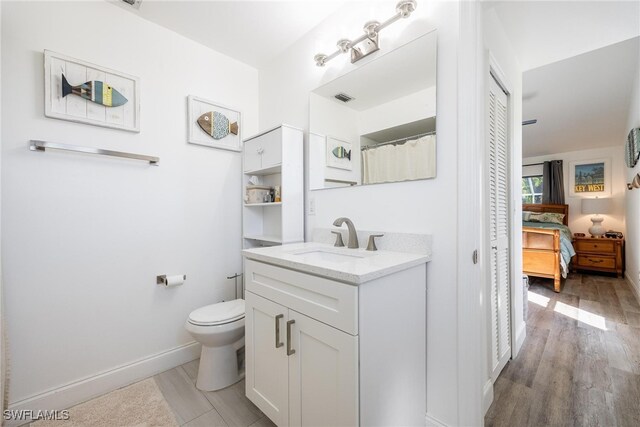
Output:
[{"left": 314, "top": 0, "right": 418, "bottom": 67}]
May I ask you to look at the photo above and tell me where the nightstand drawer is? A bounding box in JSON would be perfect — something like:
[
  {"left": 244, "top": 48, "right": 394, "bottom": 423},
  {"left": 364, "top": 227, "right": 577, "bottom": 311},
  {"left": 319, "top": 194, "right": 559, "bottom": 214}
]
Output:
[
  {"left": 576, "top": 255, "right": 616, "bottom": 269},
  {"left": 574, "top": 239, "right": 615, "bottom": 254}
]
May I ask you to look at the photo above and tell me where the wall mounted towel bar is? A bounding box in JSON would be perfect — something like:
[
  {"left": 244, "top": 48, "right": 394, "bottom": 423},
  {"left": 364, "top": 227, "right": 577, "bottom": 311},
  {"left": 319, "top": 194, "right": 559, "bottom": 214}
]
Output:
[{"left": 30, "top": 140, "right": 159, "bottom": 165}]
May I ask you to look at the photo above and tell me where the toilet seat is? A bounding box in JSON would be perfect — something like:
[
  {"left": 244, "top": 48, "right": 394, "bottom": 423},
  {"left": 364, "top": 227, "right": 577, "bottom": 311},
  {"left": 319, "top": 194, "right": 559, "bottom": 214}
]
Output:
[{"left": 188, "top": 299, "right": 245, "bottom": 326}]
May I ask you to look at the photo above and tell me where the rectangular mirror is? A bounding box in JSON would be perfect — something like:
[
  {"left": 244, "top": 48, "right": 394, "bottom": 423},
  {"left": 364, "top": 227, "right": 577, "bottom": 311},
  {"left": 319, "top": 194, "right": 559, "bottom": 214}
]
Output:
[{"left": 309, "top": 31, "right": 437, "bottom": 190}]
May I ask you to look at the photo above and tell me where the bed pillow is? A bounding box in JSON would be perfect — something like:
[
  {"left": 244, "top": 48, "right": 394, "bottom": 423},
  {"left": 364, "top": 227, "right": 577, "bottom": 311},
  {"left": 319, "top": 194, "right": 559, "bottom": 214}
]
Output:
[
  {"left": 522, "top": 211, "right": 533, "bottom": 221},
  {"left": 528, "top": 212, "right": 565, "bottom": 225}
]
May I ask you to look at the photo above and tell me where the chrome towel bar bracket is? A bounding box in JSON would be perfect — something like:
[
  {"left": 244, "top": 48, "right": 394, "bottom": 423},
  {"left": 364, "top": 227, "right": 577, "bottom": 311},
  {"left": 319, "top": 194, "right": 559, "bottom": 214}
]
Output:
[{"left": 30, "top": 140, "right": 159, "bottom": 165}]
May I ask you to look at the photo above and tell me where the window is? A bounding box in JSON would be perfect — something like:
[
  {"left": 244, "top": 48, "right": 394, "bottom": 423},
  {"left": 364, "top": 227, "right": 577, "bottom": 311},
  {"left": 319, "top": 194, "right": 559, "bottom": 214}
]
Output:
[{"left": 522, "top": 175, "right": 543, "bottom": 204}]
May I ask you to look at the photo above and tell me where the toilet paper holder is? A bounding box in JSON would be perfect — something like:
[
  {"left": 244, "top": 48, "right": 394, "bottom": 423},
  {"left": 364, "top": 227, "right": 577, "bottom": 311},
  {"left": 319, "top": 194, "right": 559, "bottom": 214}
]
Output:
[{"left": 156, "top": 274, "right": 187, "bottom": 286}]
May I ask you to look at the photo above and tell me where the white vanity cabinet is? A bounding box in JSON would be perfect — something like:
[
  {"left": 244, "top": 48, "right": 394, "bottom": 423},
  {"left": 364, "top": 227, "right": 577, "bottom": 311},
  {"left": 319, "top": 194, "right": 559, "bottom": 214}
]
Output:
[
  {"left": 245, "top": 291, "right": 358, "bottom": 427},
  {"left": 243, "top": 253, "right": 427, "bottom": 427}
]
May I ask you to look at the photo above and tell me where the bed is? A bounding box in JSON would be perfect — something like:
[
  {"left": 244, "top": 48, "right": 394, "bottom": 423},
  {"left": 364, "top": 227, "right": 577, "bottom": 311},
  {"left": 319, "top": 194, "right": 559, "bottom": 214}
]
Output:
[{"left": 522, "top": 204, "right": 576, "bottom": 292}]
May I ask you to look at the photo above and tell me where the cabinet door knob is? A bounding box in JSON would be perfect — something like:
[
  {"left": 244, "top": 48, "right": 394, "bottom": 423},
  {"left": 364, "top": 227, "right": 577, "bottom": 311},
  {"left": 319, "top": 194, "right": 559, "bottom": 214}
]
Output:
[
  {"left": 275, "top": 314, "right": 284, "bottom": 348},
  {"left": 257, "top": 147, "right": 264, "bottom": 154},
  {"left": 286, "top": 319, "right": 296, "bottom": 356}
]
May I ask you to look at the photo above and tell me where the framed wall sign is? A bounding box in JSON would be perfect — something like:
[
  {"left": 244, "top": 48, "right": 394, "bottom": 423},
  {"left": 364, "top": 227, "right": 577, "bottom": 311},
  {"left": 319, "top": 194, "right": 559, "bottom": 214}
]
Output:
[
  {"left": 44, "top": 50, "right": 140, "bottom": 132},
  {"left": 187, "top": 95, "right": 241, "bottom": 152},
  {"left": 569, "top": 158, "right": 611, "bottom": 197}
]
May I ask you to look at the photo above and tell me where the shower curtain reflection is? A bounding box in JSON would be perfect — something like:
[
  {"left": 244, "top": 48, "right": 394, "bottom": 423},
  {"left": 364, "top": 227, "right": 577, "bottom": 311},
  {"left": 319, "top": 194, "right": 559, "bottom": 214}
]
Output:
[{"left": 362, "top": 135, "right": 436, "bottom": 184}]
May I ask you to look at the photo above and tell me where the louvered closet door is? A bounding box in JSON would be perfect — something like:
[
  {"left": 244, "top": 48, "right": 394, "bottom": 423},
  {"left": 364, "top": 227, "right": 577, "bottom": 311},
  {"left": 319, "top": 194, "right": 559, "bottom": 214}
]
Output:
[{"left": 488, "top": 74, "right": 511, "bottom": 382}]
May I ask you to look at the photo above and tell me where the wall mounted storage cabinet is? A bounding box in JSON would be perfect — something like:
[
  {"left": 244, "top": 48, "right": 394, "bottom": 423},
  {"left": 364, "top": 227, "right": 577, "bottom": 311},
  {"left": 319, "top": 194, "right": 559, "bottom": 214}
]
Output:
[{"left": 242, "top": 125, "right": 304, "bottom": 247}]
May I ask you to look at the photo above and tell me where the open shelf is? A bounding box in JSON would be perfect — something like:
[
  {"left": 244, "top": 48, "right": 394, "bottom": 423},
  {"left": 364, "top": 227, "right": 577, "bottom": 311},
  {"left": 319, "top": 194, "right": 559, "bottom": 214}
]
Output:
[
  {"left": 244, "top": 234, "right": 283, "bottom": 244},
  {"left": 244, "top": 202, "right": 282, "bottom": 207},
  {"left": 244, "top": 164, "right": 282, "bottom": 176}
]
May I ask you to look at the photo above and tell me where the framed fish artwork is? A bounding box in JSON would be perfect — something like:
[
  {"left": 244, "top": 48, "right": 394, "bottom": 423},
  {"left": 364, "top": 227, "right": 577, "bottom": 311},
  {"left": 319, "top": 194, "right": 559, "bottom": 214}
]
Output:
[
  {"left": 187, "top": 95, "right": 242, "bottom": 152},
  {"left": 326, "top": 136, "right": 353, "bottom": 170},
  {"left": 44, "top": 50, "right": 140, "bottom": 132}
]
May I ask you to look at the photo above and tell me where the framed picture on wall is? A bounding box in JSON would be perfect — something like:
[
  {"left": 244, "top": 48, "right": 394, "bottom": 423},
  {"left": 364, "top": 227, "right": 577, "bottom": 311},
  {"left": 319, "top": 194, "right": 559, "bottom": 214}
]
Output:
[
  {"left": 187, "top": 95, "right": 242, "bottom": 152},
  {"left": 569, "top": 158, "right": 611, "bottom": 197},
  {"left": 326, "top": 136, "right": 353, "bottom": 170},
  {"left": 44, "top": 50, "right": 141, "bottom": 132}
]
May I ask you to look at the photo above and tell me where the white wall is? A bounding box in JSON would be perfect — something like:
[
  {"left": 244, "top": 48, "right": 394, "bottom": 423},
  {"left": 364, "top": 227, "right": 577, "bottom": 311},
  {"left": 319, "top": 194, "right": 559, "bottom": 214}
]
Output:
[
  {"left": 357, "top": 86, "right": 436, "bottom": 135},
  {"left": 523, "top": 146, "right": 627, "bottom": 234},
  {"left": 2, "top": 1, "right": 258, "bottom": 405},
  {"left": 308, "top": 94, "right": 361, "bottom": 186},
  {"left": 625, "top": 53, "right": 640, "bottom": 292},
  {"left": 0, "top": 1, "right": 4, "bottom": 416},
  {"left": 259, "top": 1, "right": 461, "bottom": 424},
  {"left": 481, "top": 4, "right": 524, "bottom": 412}
]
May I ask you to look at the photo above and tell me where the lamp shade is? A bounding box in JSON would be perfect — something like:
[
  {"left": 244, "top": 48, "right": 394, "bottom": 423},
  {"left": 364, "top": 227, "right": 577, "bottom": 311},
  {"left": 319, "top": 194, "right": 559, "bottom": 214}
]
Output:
[{"left": 581, "top": 197, "right": 612, "bottom": 215}]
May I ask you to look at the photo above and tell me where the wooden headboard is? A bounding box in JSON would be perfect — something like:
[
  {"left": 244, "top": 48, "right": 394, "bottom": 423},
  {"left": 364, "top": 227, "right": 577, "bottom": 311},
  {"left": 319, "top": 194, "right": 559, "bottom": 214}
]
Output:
[{"left": 522, "top": 204, "right": 569, "bottom": 226}]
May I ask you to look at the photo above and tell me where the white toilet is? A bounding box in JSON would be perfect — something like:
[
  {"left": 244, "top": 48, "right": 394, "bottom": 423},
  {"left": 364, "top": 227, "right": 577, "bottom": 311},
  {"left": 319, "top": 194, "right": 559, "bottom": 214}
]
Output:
[{"left": 185, "top": 299, "right": 245, "bottom": 391}]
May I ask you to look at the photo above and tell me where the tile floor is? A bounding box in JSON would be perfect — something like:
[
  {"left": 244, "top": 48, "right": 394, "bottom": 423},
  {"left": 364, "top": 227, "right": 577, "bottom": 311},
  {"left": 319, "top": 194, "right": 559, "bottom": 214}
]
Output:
[
  {"left": 485, "top": 273, "right": 640, "bottom": 427},
  {"left": 154, "top": 360, "right": 274, "bottom": 427}
]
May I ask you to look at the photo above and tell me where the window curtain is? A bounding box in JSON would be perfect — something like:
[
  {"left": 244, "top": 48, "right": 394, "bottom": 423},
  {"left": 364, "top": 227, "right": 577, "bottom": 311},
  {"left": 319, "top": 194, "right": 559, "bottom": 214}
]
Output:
[
  {"left": 362, "top": 135, "right": 436, "bottom": 184},
  {"left": 542, "top": 160, "right": 565, "bottom": 204}
]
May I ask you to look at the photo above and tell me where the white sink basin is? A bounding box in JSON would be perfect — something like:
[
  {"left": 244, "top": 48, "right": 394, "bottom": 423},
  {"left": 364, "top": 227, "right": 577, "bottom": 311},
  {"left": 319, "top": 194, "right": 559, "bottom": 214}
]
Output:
[{"left": 289, "top": 247, "right": 372, "bottom": 263}]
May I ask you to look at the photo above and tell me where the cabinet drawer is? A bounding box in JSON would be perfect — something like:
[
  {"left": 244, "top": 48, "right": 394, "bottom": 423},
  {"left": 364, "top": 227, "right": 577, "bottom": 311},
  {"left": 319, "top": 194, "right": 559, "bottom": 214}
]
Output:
[
  {"left": 574, "top": 239, "right": 615, "bottom": 254},
  {"left": 245, "top": 259, "right": 358, "bottom": 335},
  {"left": 576, "top": 255, "right": 616, "bottom": 269}
]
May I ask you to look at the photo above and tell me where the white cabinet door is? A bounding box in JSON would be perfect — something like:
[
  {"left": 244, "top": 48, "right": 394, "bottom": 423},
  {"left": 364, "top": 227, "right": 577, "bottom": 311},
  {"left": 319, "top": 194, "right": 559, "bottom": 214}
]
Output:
[
  {"left": 487, "top": 74, "right": 511, "bottom": 382},
  {"left": 245, "top": 292, "right": 289, "bottom": 426},
  {"left": 288, "top": 310, "right": 358, "bottom": 427},
  {"left": 260, "top": 127, "right": 282, "bottom": 170},
  {"left": 244, "top": 138, "right": 263, "bottom": 172}
]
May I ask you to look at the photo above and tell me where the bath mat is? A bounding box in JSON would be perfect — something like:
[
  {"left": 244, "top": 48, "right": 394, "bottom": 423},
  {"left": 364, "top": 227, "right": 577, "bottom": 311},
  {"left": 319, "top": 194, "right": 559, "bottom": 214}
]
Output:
[{"left": 32, "top": 378, "right": 178, "bottom": 427}]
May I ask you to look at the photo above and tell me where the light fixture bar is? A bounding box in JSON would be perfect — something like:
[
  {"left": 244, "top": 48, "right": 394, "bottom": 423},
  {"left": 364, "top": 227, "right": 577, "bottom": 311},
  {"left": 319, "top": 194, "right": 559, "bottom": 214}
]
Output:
[{"left": 314, "top": 0, "right": 417, "bottom": 67}]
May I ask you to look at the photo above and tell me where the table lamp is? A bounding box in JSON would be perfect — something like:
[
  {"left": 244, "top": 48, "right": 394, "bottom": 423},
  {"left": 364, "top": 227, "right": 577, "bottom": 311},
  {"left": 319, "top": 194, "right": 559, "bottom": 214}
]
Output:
[{"left": 581, "top": 197, "right": 612, "bottom": 237}]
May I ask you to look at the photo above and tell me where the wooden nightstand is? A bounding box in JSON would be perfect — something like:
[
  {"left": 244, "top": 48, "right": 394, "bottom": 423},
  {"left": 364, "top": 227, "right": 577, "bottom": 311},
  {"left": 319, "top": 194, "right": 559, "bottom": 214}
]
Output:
[{"left": 572, "top": 236, "right": 625, "bottom": 277}]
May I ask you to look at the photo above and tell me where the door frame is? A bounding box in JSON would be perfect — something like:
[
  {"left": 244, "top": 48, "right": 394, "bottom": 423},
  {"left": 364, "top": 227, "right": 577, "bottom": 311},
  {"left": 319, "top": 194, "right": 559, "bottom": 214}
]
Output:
[{"left": 455, "top": 1, "right": 485, "bottom": 425}]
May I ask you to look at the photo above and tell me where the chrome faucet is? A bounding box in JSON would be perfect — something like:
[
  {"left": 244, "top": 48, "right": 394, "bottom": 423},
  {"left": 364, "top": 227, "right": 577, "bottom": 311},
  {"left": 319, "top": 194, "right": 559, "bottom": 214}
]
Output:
[{"left": 332, "top": 217, "right": 359, "bottom": 249}]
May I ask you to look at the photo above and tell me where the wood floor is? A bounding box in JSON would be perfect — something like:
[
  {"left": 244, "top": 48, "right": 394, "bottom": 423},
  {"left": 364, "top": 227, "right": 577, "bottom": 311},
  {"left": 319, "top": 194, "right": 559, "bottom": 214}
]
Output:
[
  {"left": 154, "top": 361, "right": 274, "bottom": 427},
  {"left": 485, "top": 273, "right": 640, "bottom": 427}
]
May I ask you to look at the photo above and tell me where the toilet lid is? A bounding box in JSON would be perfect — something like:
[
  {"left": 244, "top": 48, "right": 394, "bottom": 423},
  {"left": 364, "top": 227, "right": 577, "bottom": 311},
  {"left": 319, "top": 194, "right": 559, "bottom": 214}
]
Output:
[{"left": 188, "top": 299, "right": 245, "bottom": 326}]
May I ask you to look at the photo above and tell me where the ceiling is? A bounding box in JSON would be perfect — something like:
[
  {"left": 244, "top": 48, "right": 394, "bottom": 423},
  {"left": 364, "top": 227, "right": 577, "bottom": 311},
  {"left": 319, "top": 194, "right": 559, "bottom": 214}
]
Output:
[
  {"left": 522, "top": 37, "right": 639, "bottom": 158},
  {"left": 312, "top": 32, "right": 437, "bottom": 111},
  {"left": 113, "top": 0, "right": 345, "bottom": 68},
  {"left": 489, "top": 1, "right": 640, "bottom": 71},
  {"left": 486, "top": 1, "right": 640, "bottom": 158}
]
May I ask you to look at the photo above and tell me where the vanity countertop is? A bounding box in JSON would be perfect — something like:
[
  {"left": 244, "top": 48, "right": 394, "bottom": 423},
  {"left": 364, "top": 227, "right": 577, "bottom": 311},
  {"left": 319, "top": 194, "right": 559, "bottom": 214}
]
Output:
[{"left": 242, "top": 242, "right": 431, "bottom": 285}]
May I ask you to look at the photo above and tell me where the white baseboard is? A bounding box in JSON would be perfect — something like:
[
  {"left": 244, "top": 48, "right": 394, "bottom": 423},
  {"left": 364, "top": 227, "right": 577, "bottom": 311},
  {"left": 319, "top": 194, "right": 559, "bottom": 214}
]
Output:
[
  {"left": 6, "top": 342, "right": 200, "bottom": 427},
  {"left": 482, "top": 379, "right": 494, "bottom": 416},
  {"left": 625, "top": 272, "right": 640, "bottom": 303},
  {"left": 425, "top": 412, "right": 449, "bottom": 427},
  {"left": 513, "top": 321, "right": 527, "bottom": 357}
]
